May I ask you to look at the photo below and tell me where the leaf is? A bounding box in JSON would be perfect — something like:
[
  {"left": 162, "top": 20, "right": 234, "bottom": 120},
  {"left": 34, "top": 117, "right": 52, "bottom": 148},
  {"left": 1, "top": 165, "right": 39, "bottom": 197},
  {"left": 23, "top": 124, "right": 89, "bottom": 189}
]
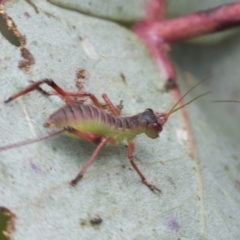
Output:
[
  {"left": 48, "top": 0, "right": 146, "bottom": 22},
  {"left": 0, "top": 1, "right": 240, "bottom": 240}
]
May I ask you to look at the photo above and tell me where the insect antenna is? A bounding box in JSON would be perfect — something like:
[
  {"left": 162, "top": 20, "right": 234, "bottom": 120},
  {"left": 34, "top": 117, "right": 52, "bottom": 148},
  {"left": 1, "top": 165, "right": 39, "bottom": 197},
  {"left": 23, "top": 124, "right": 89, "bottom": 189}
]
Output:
[
  {"left": 211, "top": 100, "right": 240, "bottom": 103},
  {"left": 0, "top": 129, "right": 65, "bottom": 151},
  {"left": 168, "top": 91, "right": 211, "bottom": 116},
  {"left": 166, "top": 77, "right": 211, "bottom": 118}
]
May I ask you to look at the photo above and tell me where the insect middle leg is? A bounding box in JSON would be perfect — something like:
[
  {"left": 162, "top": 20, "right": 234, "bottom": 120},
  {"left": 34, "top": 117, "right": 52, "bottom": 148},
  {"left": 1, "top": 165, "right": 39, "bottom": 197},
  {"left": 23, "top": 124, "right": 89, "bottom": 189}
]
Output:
[
  {"left": 127, "top": 141, "right": 161, "bottom": 193},
  {"left": 71, "top": 137, "right": 114, "bottom": 185},
  {"left": 39, "top": 87, "right": 123, "bottom": 116},
  {"left": 102, "top": 94, "right": 123, "bottom": 116},
  {"left": 53, "top": 91, "right": 123, "bottom": 116},
  {"left": 62, "top": 127, "right": 114, "bottom": 186}
]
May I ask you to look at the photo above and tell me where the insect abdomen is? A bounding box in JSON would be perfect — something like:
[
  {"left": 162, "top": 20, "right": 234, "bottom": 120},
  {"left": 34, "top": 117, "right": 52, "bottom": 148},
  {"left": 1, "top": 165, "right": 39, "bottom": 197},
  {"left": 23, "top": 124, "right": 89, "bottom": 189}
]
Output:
[
  {"left": 45, "top": 104, "right": 129, "bottom": 138},
  {"left": 45, "top": 104, "right": 152, "bottom": 142}
]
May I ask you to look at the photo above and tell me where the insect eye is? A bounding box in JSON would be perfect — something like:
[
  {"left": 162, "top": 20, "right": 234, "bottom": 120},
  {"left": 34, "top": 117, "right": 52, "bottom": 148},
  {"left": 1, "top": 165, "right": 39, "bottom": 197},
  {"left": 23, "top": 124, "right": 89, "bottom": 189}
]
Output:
[{"left": 145, "top": 108, "right": 153, "bottom": 112}]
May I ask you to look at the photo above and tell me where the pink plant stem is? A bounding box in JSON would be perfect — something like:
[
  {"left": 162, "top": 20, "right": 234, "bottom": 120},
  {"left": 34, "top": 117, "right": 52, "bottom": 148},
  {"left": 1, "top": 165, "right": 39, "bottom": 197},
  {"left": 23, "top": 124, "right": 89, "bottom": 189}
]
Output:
[
  {"left": 133, "top": 1, "right": 240, "bottom": 89},
  {"left": 151, "top": 3, "right": 240, "bottom": 43}
]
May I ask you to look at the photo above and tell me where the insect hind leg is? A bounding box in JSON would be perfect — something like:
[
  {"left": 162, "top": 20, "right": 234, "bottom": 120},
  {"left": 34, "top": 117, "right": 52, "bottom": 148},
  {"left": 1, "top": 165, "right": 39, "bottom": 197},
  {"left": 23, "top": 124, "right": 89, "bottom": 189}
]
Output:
[{"left": 4, "top": 79, "right": 74, "bottom": 104}]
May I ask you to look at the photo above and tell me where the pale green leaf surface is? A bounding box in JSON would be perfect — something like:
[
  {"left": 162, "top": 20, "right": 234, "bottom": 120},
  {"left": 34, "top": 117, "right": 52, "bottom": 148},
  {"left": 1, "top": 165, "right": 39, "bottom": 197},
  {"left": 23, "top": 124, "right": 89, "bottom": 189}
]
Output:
[
  {"left": 48, "top": 0, "right": 146, "bottom": 22},
  {"left": 0, "top": 1, "right": 240, "bottom": 240}
]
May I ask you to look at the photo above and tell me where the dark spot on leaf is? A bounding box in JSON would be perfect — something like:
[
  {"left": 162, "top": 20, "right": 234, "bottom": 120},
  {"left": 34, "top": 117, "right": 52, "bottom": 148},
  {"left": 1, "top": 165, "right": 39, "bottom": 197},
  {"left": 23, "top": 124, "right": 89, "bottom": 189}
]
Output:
[
  {"left": 25, "top": 0, "right": 39, "bottom": 14},
  {"left": 23, "top": 12, "right": 31, "bottom": 18},
  {"left": 43, "top": 11, "right": 59, "bottom": 20},
  {"left": 166, "top": 216, "right": 180, "bottom": 232},
  {"left": 29, "top": 162, "right": 41, "bottom": 173},
  {"left": 90, "top": 217, "right": 102, "bottom": 225},
  {"left": 120, "top": 72, "right": 127, "bottom": 85},
  {"left": 18, "top": 47, "right": 35, "bottom": 73},
  {"left": 224, "top": 165, "right": 229, "bottom": 171},
  {"left": 0, "top": 207, "right": 16, "bottom": 240},
  {"left": 165, "top": 78, "right": 177, "bottom": 91},
  {"left": 0, "top": 7, "right": 35, "bottom": 72},
  {"left": 0, "top": 7, "right": 21, "bottom": 47},
  {"left": 80, "top": 219, "right": 87, "bottom": 227},
  {"left": 75, "top": 69, "right": 88, "bottom": 91}
]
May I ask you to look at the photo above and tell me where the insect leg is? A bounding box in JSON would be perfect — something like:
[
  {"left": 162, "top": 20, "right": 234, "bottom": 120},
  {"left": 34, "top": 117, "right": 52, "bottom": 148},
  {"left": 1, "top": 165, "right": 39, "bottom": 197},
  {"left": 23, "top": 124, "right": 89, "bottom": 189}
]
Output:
[
  {"left": 56, "top": 91, "right": 104, "bottom": 108},
  {"left": 127, "top": 141, "right": 161, "bottom": 193},
  {"left": 4, "top": 79, "right": 74, "bottom": 104},
  {"left": 71, "top": 137, "right": 112, "bottom": 186},
  {"left": 102, "top": 94, "right": 123, "bottom": 116},
  {"left": 51, "top": 91, "right": 123, "bottom": 116},
  {"left": 63, "top": 126, "right": 102, "bottom": 144}
]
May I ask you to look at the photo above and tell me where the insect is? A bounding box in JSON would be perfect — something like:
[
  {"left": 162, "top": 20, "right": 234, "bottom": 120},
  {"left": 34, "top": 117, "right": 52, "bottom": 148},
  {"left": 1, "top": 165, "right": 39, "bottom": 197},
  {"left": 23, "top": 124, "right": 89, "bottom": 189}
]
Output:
[{"left": 0, "top": 78, "right": 209, "bottom": 192}]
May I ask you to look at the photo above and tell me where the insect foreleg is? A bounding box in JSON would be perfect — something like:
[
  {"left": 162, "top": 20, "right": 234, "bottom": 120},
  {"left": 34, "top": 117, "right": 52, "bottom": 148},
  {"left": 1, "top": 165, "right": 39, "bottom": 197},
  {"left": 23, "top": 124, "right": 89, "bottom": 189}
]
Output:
[
  {"left": 127, "top": 141, "right": 161, "bottom": 193},
  {"left": 71, "top": 137, "right": 113, "bottom": 186}
]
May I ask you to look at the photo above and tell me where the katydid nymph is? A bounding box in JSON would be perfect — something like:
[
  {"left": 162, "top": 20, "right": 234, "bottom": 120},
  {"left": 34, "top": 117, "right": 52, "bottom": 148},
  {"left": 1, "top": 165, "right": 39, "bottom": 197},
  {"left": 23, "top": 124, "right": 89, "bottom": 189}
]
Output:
[{"left": 0, "top": 79, "right": 209, "bottom": 193}]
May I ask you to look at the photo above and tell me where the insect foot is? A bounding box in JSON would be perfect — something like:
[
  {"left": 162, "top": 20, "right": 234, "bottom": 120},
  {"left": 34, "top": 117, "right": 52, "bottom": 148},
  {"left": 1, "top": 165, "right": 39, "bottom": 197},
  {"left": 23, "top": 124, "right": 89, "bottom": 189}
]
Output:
[
  {"left": 70, "top": 175, "right": 83, "bottom": 186},
  {"left": 144, "top": 180, "right": 162, "bottom": 193}
]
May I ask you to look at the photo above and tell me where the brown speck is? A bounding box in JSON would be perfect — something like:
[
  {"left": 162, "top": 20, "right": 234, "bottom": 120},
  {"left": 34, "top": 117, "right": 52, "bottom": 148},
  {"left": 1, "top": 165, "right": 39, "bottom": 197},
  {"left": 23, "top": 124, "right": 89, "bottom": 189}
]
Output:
[
  {"left": 18, "top": 47, "right": 35, "bottom": 73},
  {"left": 75, "top": 69, "right": 88, "bottom": 91},
  {"left": 24, "top": 12, "right": 30, "bottom": 18},
  {"left": 120, "top": 72, "right": 127, "bottom": 85},
  {"left": 80, "top": 219, "right": 87, "bottom": 227},
  {"left": 43, "top": 11, "right": 59, "bottom": 20},
  {"left": 0, "top": 6, "right": 23, "bottom": 46},
  {"left": 25, "top": 0, "right": 39, "bottom": 13},
  {"left": 0, "top": 207, "right": 16, "bottom": 240},
  {"left": 90, "top": 217, "right": 102, "bottom": 225},
  {"left": 0, "top": 6, "right": 35, "bottom": 71}
]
